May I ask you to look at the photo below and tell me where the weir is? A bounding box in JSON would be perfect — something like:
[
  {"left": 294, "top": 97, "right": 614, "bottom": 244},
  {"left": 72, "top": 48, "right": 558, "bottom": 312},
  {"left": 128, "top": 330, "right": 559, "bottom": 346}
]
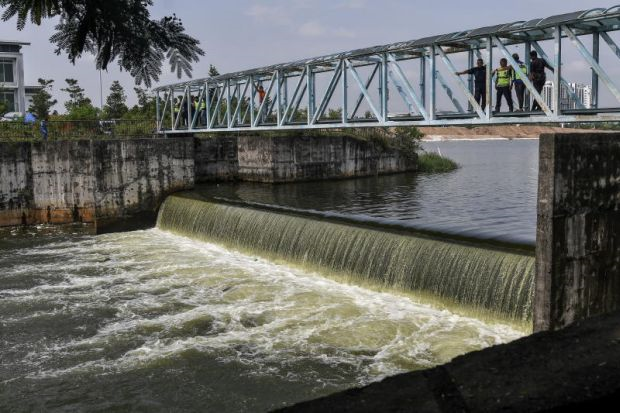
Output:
[{"left": 157, "top": 194, "right": 535, "bottom": 329}]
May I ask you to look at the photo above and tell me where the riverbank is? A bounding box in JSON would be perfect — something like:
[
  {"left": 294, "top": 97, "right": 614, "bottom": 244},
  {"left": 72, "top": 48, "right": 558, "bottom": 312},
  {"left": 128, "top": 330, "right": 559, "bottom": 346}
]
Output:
[{"left": 419, "top": 125, "right": 596, "bottom": 140}]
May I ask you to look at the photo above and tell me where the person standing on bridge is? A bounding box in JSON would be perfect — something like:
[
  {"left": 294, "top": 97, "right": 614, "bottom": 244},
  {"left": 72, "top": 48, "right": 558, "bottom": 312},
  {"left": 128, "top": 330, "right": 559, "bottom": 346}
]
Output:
[
  {"left": 456, "top": 58, "right": 486, "bottom": 111},
  {"left": 493, "top": 58, "right": 514, "bottom": 113},
  {"left": 511, "top": 53, "right": 528, "bottom": 112},
  {"left": 529, "top": 50, "right": 554, "bottom": 111}
]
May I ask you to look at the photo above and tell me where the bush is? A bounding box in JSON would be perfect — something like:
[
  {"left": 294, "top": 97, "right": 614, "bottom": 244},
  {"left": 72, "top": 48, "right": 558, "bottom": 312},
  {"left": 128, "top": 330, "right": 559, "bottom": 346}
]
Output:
[{"left": 417, "top": 152, "right": 459, "bottom": 173}]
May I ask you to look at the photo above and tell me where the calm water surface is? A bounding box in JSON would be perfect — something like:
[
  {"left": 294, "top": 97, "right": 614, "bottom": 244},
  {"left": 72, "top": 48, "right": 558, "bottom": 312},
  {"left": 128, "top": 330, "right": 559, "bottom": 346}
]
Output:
[{"left": 199, "top": 139, "right": 539, "bottom": 245}]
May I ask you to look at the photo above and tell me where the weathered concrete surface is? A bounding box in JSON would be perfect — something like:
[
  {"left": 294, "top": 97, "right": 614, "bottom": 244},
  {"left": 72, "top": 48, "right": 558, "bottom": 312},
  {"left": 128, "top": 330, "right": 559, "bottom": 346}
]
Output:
[
  {"left": 92, "top": 139, "right": 194, "bottom": 232},
  {"left": 237, "top": 135, "right": 416, "bottom": 183},
  {"left": 194, "top": 136, "right": 238, "bottom": 182},
  {"left": 1, "top": 134, "right": 415, "bottom": 229},
  {"left": 535, "top": 133, "right": 620, "bottom": 332},
  {"left": 0, "top": 142, "right": 32, "bottom": 226},
  {"left": 279, "top": 310, "right": 620, "bottom": 412},
  {"left": 0, "top": 138, "right": 194, "bottom": 231}
]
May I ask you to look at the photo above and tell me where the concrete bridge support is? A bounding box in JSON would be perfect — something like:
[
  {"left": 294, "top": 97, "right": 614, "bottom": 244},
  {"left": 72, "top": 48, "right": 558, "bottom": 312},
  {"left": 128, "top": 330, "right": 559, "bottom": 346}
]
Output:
[{"left": 535, "top": 132, "right": 620, "bottom": 332}]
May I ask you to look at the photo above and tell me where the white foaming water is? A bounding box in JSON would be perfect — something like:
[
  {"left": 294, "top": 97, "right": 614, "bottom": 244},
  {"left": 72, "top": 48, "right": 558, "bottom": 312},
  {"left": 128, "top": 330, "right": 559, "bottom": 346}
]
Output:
[{"left": 1, "top": 228, "right": 523, "bottom": 405}]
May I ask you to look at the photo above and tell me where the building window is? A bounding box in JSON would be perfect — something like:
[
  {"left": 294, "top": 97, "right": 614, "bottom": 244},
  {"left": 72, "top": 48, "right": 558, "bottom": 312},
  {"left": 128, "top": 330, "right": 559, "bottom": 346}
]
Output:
[
  {"left": 0, "top": 91, "right": 15, "bottom": 112},
  {"left": 0, "top": 59, "right": 14, "bottom": 83}
]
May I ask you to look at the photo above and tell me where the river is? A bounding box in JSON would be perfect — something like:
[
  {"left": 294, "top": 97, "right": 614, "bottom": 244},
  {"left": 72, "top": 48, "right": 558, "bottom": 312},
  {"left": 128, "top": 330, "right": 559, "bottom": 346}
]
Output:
[{"left": 0, "top": 139, "right": 537, "bottom": 412}]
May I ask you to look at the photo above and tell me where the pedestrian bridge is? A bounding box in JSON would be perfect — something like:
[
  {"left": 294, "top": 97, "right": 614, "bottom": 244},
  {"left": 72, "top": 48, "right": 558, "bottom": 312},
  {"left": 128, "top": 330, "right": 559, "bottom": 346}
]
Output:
[{"left": 155, "top": 7, "right": 620, "bottom": 133}]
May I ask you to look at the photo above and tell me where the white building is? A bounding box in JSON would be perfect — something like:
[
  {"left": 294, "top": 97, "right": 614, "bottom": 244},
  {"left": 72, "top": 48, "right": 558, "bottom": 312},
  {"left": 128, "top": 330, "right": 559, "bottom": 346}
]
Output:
[
  {"left": 0, "top": 40, "right": 40, "bottom": 114},
  {"left": 541, "top": 81, "right": 592, "bottom": 111}
]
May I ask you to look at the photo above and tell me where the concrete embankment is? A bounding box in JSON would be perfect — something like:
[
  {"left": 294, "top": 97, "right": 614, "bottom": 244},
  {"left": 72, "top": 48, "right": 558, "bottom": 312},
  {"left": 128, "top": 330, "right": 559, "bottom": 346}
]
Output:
[
  {"left": 0, "top": 134, "right": 415, "bottom": 230},
  {"left": 0, "top": 138, "right": 195, "bottom": 232}
]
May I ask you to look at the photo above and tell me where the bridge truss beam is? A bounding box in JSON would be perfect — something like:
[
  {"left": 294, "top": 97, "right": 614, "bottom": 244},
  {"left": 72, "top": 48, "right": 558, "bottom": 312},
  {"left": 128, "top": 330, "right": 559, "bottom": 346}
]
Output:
[{"left": 155, "top": 6, "right": 620, "bottom": 133}]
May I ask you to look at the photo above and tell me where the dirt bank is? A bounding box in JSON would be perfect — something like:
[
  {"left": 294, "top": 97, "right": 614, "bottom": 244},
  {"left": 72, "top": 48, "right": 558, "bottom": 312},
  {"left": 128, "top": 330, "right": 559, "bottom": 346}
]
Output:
[{"left": 419, "top": 125, "right": 597, "bottom": 140}]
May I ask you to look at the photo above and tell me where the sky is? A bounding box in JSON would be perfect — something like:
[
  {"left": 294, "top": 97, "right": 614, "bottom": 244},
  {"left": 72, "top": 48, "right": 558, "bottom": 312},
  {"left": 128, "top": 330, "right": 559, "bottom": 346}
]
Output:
[{"left": 0, "top": 0, "right": 618, "bottom": 111}]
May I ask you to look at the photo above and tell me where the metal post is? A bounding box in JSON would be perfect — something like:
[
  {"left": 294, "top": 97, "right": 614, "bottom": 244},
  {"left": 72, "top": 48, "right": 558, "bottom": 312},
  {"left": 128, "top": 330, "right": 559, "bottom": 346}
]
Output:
[
  {"left": 553, "top": 27, "right": 562, "bottom": 116},
  {"left": 205, "top": 81, "right": 211, "bottom": 130},
  {"left": 486, "top": 37, "right": 493, "bottom": 120},
  {"left": 249, "top": 75, "right": 255, "bottom": 126},
  {"left": 186, "top": 87, "right": 192, "bottom": 130},
  {"left": 276, "top": 70, "right": 282, "bottom": 126},
  {"left": 468, "top": 49, "right": 474, "bottom": 112},
  {"left": 419, "top": 55, "right": 426, "bottom": 108},
  {"left": 307, "top": 66, "right": 315, "bottom": 125},
  {"left": 342, "top": 62, "right": 348, "bottom": 124},
  {"left": 381, "top": 53, "right": 389, "bottom": 122},
  {"left": 155, "top": 91, "right": 160, "bottom": 131},
  {"left": 429, "top": 46, "right": 436, "bottom": 121},
  {"left": 525, "top": 41, "right": 531, "bottom": 110},
  {"left": 592, "top": 32, "right": 599, "bottom": 109}
]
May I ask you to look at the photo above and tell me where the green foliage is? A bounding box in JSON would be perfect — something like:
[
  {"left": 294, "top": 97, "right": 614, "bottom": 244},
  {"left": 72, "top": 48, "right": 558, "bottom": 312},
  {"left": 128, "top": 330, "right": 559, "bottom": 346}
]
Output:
[
  {"left": 122, "top": 87, "right": 156, "bottom": 120},
  {"left": 63, "top": 102, "right": 100, "bottom": 120},
  {"left": 29, "top": 78, "right": 57, "bottom": 118},
  {"left": 417, "top": 152, "right": 459, "bottom": 173},
  {"left": 61, "top": 78, "right": 91, "bottom": 113},
  {"left": 103, "top": 81, "right": 128, "bottom": 119},
  {"left": 326, "top": 108, "right": 342, "bottom": 120},
  {"left": 0, "top": 0, "right": 204, "bottom": 87},
  {"left": 208, "top": 65, "right": 220, "bottom": 77}
]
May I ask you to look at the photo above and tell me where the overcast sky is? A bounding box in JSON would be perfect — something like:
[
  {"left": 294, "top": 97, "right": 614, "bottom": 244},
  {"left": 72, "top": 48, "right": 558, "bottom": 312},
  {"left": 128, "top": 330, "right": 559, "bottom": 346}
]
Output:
[{"left": 0, "top": 0, "right": 617, "bottom": 110}]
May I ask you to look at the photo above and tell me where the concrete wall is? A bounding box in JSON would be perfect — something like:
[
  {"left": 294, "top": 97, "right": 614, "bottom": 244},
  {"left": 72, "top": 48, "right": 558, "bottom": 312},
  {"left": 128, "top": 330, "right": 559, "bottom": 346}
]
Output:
[
  {"left": 0, "top": 138, "right": 194, "bottom": 232},
  {"left": 194, "top": 136, "right": 238, "bottom": 182},
  {"left": 0, "top": 142, "right": 32, "bottom": 225},
  {"left": 535, "top": 133, "right": 620, "bottom": 332},
  {"left": 0, "top": 133, "right": 416, "bottom": 229},
  {"left": 237, "top": 135, "right": 416, "bottom": 183}
]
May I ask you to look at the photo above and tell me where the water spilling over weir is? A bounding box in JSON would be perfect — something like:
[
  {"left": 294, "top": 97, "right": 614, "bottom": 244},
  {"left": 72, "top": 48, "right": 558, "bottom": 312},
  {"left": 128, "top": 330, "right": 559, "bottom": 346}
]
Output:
[{"left": 157, "top": 194, "right": 535, "bottom": 328}]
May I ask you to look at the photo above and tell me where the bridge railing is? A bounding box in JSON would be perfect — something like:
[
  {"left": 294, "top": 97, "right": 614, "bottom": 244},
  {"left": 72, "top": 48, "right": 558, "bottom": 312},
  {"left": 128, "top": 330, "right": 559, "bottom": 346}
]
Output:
[
  {"left": 154, "top": 6, "right": 620, "bottom": 133},
  {"left": 0, "top": 119, "right": 156, "bottom": 141}
]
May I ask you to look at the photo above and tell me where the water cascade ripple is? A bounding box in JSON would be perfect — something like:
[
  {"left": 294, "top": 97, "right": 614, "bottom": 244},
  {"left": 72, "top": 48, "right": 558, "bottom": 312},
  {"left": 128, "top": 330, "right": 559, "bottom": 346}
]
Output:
[{"left": 157, "top": 195, "right": 535, "bottom": 328}]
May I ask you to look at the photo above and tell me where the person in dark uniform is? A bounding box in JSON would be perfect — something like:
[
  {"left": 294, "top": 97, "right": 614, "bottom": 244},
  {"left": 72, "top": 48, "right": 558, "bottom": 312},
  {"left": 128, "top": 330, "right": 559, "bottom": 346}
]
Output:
[
  {"left": 529, "top": 50, "right": 554, "bottom": 111},
  {"left": 456, "top": 58, "right": 487, "bottom": 111}
]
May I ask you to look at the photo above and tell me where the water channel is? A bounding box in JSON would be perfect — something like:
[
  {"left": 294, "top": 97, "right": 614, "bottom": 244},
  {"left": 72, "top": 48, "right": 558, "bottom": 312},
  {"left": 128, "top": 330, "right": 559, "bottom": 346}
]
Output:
[{"left": 0, "top": 139, "right": 538, "bottom": 411}]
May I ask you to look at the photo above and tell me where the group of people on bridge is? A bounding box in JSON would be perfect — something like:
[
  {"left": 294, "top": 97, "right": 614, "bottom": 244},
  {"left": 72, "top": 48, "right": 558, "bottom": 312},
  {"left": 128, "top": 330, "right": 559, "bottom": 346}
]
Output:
[{"left": 456, "top": 51, "right": 553, "bottom": 113}]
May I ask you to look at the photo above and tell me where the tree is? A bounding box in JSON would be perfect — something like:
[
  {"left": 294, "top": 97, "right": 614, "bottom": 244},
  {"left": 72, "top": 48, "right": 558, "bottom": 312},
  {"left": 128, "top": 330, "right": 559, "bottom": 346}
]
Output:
[
  {"left": 61, "top": 78, "right": 91, "bottom": 112},
  {"left": 0, "top": 1, "right": 205, "bottom": 87},
  {"left": 103, "top": 81, "right": 128, "bottom": 119},
  {"left": 29, "top": 78, "right": 57, "bottom": 118},
  {"left": 208, "top": 65, "right": 220, "bottom": 77}
]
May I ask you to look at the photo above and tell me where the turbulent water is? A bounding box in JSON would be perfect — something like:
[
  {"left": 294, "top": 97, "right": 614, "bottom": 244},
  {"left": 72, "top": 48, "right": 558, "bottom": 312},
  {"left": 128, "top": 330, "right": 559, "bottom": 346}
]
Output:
[
  {"left": 0, "top": 226, "right": 523, "bottom": 412},
  {"left": 158, "top": 196, "right": 535, "bottom": 326}
]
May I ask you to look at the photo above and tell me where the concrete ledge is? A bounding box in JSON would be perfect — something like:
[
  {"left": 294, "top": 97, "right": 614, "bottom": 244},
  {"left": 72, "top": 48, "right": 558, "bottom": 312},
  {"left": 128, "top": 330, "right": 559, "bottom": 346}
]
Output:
[{"left": 280, "top": 310, "right": 620, "bottom": 412}]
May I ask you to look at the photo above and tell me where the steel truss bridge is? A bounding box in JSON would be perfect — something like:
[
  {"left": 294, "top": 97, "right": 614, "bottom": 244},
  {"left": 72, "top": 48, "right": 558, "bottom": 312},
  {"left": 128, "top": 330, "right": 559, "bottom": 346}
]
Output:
[{"left": 155, "top": 7, "right": 620, "bottom": 133}]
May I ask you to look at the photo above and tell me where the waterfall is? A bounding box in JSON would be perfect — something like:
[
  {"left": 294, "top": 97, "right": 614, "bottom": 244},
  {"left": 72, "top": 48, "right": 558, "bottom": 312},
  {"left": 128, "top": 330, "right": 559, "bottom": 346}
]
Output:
[{"left": 157, "top": 194, "right": 534, "bottom": 330}]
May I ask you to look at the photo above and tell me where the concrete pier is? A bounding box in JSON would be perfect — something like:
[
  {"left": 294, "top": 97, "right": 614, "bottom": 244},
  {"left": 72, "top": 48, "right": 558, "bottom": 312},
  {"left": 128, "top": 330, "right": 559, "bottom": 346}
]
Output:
[{"left": 535, "top": 133, "right": 620, "bottom": 332}]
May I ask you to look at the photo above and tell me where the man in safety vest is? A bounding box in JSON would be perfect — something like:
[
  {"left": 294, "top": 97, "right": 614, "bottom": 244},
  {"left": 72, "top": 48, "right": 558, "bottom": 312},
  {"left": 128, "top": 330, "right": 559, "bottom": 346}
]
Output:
[
  {"left": 493, "top": 58, "right": 514, "bottom": 113},
  {"left": 511, "top": 53, "right": 528, "bottom": 111}
]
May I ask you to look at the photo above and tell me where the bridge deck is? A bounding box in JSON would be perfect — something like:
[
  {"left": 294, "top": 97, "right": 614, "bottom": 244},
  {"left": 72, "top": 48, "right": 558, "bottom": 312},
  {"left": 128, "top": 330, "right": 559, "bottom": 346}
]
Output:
[{"left": 155, "top": 6, "right": 620, "bottom": 133}]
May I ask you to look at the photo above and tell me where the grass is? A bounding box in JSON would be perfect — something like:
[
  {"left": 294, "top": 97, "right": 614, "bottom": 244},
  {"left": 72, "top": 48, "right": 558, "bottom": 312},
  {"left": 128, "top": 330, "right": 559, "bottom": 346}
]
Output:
[{"left": 417, "top": 152, "right": 459, "bottom": 173}]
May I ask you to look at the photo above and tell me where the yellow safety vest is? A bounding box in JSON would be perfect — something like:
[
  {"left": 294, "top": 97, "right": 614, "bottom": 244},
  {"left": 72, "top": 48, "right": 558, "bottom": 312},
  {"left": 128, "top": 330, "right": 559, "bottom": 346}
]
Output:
[
  {"left": 514, "top": 63, "right": 528, "bottom": 81},
  {"left": 496, "top": 67, "right": 512, "bottom": 87}
]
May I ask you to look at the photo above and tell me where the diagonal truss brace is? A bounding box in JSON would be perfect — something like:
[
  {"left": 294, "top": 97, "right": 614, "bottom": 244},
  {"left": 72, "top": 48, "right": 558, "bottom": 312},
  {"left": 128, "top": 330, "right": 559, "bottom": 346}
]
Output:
[
  {"left": 252, "top": 72, "right": 278, "bottom": 127},
  {"left": 425, "top": 53, "right": 465, "bottom": 113},
  {"left": 531, "top": 42, "right": 585, "bottom": 110},
  {"left": 345, "top": 59, "right": 383, "bottom": 121},
  {"left": 435, "top": 46, "right": 486, "bottom": 119},
  {"left": 311, "top": 62, "right": 343, "bottom": 124},
  {"left": 386, "top": 54, "right": 429, "bottom": 120},
  {"left": 493, "top": 36, "right": 553, "bottom": 116},
  {"left": 563, "top": 26, "right": 620, "bottom": 104}
]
